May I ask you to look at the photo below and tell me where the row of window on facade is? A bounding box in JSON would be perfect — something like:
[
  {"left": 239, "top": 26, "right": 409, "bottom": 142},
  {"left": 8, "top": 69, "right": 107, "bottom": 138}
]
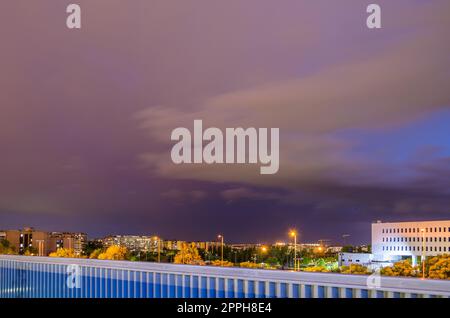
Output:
[
  {"left": 382, "top": 227, "right": 450, "bottom": 234},
  {"left": 383, "top": 236, "right": 449, "bottom": 243},
  {"left": 382, "top": 245, "right": 449, "bottom": 252},
  {"left": 341, "top": 259, "right": 366, "bottom": 263}
]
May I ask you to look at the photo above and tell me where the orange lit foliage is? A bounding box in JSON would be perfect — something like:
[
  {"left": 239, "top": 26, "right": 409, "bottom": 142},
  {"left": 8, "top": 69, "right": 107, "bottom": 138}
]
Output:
[
  {"left": 303, "top": 266, "right": 330, "bottom": 273},
  {"left": 89, "top": 248, "right": 102, "bottom": 259},
  {"left": 174, "top": 243, "right": 204, "bottom": 265},
  {"left": 97, "top": 245, "right": 128, "bottom": 260},
  {"left": 340, "top": 264, "right": 370, "bottom": 275},
  {"left": 381, "top": 260, "right": 418, "bottom": 277},
  {"left": 49, "top": 248, "right": 76, "bottom": 258},
  {"left": 427, "top": 254, "right": 450, "bottom": 280},
  {"left": 239, "top": 262, "right": 260, "bottom": 269},
  {"left": 211, "top": 260, "right": 234, "bottom": 267}
]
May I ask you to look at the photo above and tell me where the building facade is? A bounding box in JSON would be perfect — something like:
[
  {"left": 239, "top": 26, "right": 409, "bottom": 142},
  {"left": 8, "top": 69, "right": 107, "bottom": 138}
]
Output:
[
  {"left": 0, "top": 228, "right": 86, "bottom": 256},
  {"left": 338, "top": 252, "right": 373, "bottom": 267},
  {"left": 102, "top": 235, "right": 159, "bottom": 252},
  {"left": 372, "top": 220, "right": 450, "bottom": 266}
]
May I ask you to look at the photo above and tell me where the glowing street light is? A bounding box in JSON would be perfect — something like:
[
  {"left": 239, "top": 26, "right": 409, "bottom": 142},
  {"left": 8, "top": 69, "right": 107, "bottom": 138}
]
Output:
[
  {"left": 218, "top": 235, "right": 224, "bottom": 266},
  {"left": 289, "top": 230, "right": 298, "bottom": 271}
]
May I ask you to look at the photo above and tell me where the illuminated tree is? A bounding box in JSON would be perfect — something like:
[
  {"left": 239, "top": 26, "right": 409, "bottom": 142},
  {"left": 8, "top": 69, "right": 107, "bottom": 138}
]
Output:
[
  {"left": 0, "top": 240, "right": 16, "bottom": 255},
  {"left": 340, "top": 264, "right": 371, "bottom": 275},
  {"left": 380, "top": 260, "right": 418, "bottom": 277},
  {"left": 303, "top": 266, "right": 330, "bottom": 273},
  {"left": 89, "top": 248, "right": 103, "bottom": 259},
  {"left": 174, "top": 243, "right": 204, "bottom": 265},
  {"left": 49, "top": 248, "right": 76, "bottom": 258},
  {"left": 427, "top": 254, "right": 450, "bottom": 280},
  {"left": 97, "top": 245, "right": 128, "bottom": 260},
  {"left": 239, "top": 262, "right": 260, "bottom": 269},
  {"left": 211, "top": 260, "right": 234, "bottom": 267}
]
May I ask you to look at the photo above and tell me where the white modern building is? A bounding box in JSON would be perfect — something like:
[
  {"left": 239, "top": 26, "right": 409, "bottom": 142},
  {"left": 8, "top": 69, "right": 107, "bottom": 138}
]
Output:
[{"left": 372, "top": 220, "right": 450, "bottom": 266}]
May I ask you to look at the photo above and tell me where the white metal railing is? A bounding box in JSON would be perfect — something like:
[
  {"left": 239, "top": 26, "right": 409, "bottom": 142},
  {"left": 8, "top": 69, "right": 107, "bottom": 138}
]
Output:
[{"left": 1, "top": 255, "right": 449, "bottom": 298}]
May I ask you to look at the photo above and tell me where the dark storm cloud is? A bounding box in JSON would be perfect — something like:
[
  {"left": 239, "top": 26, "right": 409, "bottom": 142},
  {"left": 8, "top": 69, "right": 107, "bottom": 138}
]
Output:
[{"left": 0, "top": 1, "right": 449, "bottom": 242}]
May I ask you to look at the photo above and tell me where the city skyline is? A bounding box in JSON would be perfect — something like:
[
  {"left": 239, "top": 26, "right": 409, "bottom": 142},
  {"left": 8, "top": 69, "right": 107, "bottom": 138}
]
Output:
[{"left": 0, "top": 1, "right": 449, "bottom": 245}]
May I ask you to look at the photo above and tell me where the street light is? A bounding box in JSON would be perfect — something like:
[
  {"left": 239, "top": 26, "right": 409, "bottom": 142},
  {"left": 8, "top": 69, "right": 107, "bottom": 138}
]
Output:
[
  {"left": 258, "top": 246, "right": 268, "bottom": 265},
  {"left": 218, "top": 235, "right": 224, "bottom": 266},
  {"left": 420, "top": 228, "right": 425, "bottom": 279},
  {"left": 289, "top": 230, "right": 298, "bottom": 271}
]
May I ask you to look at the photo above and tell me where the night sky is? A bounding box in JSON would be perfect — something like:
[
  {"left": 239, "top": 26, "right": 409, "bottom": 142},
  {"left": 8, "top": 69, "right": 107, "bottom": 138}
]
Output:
[{"left": 0, "top": 1, "right": 449, "bottom": 245}]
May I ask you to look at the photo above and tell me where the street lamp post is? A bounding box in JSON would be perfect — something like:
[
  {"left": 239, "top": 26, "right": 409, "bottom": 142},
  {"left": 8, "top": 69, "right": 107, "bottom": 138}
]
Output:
[
  {"left": 218, "top": 235, "right": 224, "bottom": 266},
  {"left": 260, "top": 246, "right": 268, "bottom": 266},
  {"left": 289, "top": 230, "right": 298, "bottom": 271},
  {"left": 420, "top": 228, "right": 425, "bottom": 279}
]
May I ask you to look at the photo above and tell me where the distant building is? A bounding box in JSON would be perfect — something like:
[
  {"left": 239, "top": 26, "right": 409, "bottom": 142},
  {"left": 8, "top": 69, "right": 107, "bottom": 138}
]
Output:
[
  {"left": 3, "top": 227, "right": 49, "bottom": 255},
  {"left": 327, "top": 246, "right": 343, "bottom": 253},
  {"left": 0, "top": 227, "right": 86, "bottom": 256},
  {"left": 338, "top": 252, "right": 373, "bottom": 267},
  {"left": 48, "top": 232, "right": 87, "bottom": 256},
  {"left": 230, "top": 243, "right": 259, "bottom": 250},
  {"left": 102, "top": 235, "right": 158, "bottom": 252},
  {"left": 163, "top": 240, "right": 186, "bottom": 250},
  {"left": 192, "top": 241, "right": 221, "bottom": 251}
]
